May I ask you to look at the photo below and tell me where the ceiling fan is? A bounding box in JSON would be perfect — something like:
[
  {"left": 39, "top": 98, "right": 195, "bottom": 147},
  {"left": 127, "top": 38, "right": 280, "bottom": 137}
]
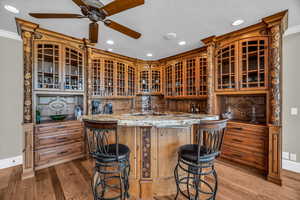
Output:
[{"left": 29, "top": 0, "right": 144, "bottom": 43}]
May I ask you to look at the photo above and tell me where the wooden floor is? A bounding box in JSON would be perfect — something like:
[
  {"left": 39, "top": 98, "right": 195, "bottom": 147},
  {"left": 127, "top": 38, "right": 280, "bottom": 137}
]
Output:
[{"left": 0, "top": 159, "right": 299, "bottom": 200}]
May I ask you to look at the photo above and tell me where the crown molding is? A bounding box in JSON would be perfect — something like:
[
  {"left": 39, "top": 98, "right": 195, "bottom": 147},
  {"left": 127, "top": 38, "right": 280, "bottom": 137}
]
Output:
[{"left": 0, "top": 29, "right": 22, "bottom": 41}]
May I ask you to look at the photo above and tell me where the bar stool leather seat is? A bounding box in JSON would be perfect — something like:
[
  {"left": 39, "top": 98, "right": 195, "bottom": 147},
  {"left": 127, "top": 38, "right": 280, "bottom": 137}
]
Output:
[
  {"left": 93, "top": 143, "right": 130, "bottom": 162},
  {"left": 179, "top": 144, "right": 219, "bottom": 163}
]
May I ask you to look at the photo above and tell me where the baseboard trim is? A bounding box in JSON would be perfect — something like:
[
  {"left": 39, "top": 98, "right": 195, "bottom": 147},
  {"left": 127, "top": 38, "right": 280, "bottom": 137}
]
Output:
[
  {"left": 0, "top": 29, "right": 22, "bottom": 41},
  {"left": 0, "top": 155, "right": 23, "bottom": 169},
  {"left": 282, "top": 160, "right": 300, "bottom": 173}
]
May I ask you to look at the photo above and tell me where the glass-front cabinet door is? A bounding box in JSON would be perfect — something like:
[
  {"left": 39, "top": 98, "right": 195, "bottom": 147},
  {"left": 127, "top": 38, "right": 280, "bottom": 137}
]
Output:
[
  {"left": 216, "top": 43, "right": 237, "bottom": 91},
  {"left": 64, "top": 47, "right": 84, "bottom": 91},
  {"left": 35, "top": 42, "right": 85, "bottom": 92},
  {"left": 186, "top": 58, "right": 196, "bottom": 95},
  {"left": 128, "top": 66, "right": 135, "bottom": 96},
  {"left": 117, "top": 62, "right": 126, "bottom": 96},
  {"left": 36, "top": 43, "right": 61, "bottom": 89},
  {"left": 165, "top": 65, "right": 173, "bottom": 96},
  {"left": 239, "top": 37, "right": 268, "bottom": 90},
  {"left": 199, "top": 56, "right": 207, "bottom": 95},
  {"left": 175, "top": 61, "right": 183, "bottom": 96},
  {"left": 151, "top": 69, "right": 161, "bottom": 93}
]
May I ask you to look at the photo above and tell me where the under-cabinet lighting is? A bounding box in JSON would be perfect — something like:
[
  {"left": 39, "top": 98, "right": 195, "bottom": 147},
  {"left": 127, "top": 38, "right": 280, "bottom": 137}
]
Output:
[
  {"left": 107, "top": 48, "right": 113, "bottom": 52},
  {"left": 232, "top": 19, "right": 244, "bottom": 26},
  {"left": 4, "top": 5, "right": 19, "bottom": 14},
  {"left": 146, "top": 53, "right": 153, "bottom": 57}
]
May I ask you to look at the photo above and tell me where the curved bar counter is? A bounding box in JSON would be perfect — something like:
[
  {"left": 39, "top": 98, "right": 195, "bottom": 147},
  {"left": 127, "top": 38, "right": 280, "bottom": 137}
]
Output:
[{"left": 82, "top": 112, "right": 218, "bottom": 199}]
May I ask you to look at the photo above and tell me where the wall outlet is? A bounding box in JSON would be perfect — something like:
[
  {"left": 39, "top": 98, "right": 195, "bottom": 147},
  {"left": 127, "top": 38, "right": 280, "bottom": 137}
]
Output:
[
  {"left": 282, "top": 152, "right": 290, "bottom": 160},
  {"left": 291, "top": 107, "right": 298, "bottom": 115},
  {"left": 290, "top": 153, "right": 297, "bottom": 161}
]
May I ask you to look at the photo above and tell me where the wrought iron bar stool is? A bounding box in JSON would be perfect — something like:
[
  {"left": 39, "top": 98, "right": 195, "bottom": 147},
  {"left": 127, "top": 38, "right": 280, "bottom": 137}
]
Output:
[
  {"left": 83, "top": 119, "right": 130, "bottom": 200},
  {"left": 174, "top": 119, "right": 227, "bottom": 200}
]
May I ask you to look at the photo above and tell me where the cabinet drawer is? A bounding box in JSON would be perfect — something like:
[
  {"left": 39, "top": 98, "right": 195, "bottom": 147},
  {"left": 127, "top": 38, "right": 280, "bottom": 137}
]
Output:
[
  {"left": 223, "top": 132, "right": 267, "bottom": 154},
  {"left": 36, "top": 120, "right": 83, "bottom": 134},
  {"left": 227, "top": 122, "right": 267, "bottom": 137},
  {"left": 221, "top": 145, "right": 266, "bottom": 170},
  {"left": 35, "top": 129, "right": 83, "bottom": 149},
  {"left": 35, "top": 142, "right": 83, "bottom": 167}
]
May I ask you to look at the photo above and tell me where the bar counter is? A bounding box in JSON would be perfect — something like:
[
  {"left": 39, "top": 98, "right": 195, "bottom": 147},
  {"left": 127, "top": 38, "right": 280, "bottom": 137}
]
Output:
[{"left": 82, "top": 112, "right": 218, "bottom": 199}]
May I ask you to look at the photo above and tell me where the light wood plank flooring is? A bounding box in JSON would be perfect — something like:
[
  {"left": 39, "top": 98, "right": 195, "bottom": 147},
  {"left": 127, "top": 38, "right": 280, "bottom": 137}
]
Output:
[{"left": 0, "top": 159, "right": 299, "bottom": 200}]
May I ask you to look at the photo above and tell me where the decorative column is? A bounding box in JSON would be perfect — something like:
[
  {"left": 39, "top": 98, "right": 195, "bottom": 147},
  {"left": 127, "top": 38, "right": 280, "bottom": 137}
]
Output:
[
  {"left": 202, "top": 36, "right": 216, "bottom": 114},
  {"left": 140, "top": 126, "right": 153, "bottom": 200},
  {"left": 86, "top": 47, "right": 93, "bottom": 114},
  {"left": 263, "top": 10, "right": 288, "bottom": 185},
  {"left": 22, "top": 31, "right": 35, "bottom": 179}
]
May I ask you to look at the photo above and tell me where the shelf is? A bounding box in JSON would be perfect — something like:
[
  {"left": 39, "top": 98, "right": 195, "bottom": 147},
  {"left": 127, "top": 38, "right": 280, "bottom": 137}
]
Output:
[
  {"left": 165, "top": 95, "right": 207, "bottom": 100},
  {"left": 91, "top": 96, "right": 135, "bottom": 99}
]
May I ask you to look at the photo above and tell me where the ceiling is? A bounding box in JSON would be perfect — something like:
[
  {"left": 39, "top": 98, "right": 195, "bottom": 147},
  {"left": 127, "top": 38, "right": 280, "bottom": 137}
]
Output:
[{"left": 0, "top": 0, "right": 300, "bottom": 60}]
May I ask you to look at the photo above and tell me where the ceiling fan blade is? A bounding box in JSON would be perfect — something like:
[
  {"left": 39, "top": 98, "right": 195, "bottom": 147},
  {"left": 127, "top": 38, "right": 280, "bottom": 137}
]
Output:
[
  {"left": 89, "top": 22, "right": 99, "bottom": 43},
  {"left": 101, "top": 0, "right": 144, "bottom": 16},
  {"left": 72, "top": 0, "right": 87, "bottom": 7},
  {"left": 104, "top": 19, "right": 141, "bottom": 39},
  {"left": 29, "top": 13, "right": 84, "bottom": 18}
]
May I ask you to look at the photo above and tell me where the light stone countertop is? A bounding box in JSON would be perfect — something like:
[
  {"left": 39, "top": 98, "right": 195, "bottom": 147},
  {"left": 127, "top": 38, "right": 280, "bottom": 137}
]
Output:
[{"left": 82, "top": 112, "right": 219, "bottom": 128}]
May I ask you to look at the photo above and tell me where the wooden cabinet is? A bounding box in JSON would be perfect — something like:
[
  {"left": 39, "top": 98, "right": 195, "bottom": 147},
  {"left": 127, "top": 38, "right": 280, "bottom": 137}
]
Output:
[
  {"left": 239, "top": 37, "right": 268, "bottom": 90},
  {"left": 164, "top": 53, "right": 208, "bottom": 98},
  {"left": 91, "top": 55, "right": 136, "bottom": 97},
  {"left": 64, "top": 47, "right": 84, "bottom": 91},
  {"left": 138, "top": 64, "right": 163, "bottom": 94},
  {"left": 36, "top": 43, "right": 61, "bottom": 89},
  {"left": 34, "top": 41, "right": 84, "bottom": 92},
  {"left": 34, "top": 120, "right": 84, "bottom": 169},
  {"left": 215, "top": 37, "right": 268, "bottom": 92},
  {"left": 221, "top": 121, "right": 268, "bottom": 171},
  {"left": 216, "top": 43, "right": 237, "bottom": 91}
]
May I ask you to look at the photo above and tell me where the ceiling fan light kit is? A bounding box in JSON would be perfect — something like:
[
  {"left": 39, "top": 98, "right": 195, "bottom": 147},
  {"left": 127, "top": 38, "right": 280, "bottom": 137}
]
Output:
[{"left": 29, "top": 0, "right": 144, "bottom": 43}]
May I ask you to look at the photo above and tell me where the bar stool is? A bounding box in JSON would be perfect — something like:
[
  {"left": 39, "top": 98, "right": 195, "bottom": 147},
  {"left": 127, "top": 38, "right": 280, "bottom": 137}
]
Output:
[
  {"left": 174, "top": 119, "right": 227, "bottom": 200},
  {"left": 83, "top": 120, "right": 130, "bottom": 200}
]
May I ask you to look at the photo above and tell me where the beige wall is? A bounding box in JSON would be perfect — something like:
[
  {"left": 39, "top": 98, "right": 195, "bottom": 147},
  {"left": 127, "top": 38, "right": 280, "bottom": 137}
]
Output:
[
  {"left": 0, "top": 35, "right": 23, "bottom": 160},
  {"left": 283, "top": 32, "right": 300, "bottom": 162}
]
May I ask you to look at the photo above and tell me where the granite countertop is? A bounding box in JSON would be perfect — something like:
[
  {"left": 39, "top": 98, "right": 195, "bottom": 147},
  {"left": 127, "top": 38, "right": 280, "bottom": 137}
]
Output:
[{"left": 82, "top": 112, "right": 219, "bottom": 128}]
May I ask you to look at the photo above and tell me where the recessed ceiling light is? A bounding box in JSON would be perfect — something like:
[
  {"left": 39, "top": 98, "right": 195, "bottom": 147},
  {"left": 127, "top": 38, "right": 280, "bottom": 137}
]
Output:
[
  {"left": 146, "top": 53, "right": 153, "bottom": 57},
  {"left": 178, "top": 41, "right": 186, "bottom": 46},
  {"left": 232, "top": 19, "right": 244, "bottom": 26},
  {"left": 106, "top": 40, "right": 114, "bottom": 45},
  {"left": 4, "top": 5, "right": 19, "bottom": 14},
  {"left": 107, "top": 48, "right": 113, "bottom": 52},
  {"left": 164, "top": 32, "right": 177, "bottom": 40}
]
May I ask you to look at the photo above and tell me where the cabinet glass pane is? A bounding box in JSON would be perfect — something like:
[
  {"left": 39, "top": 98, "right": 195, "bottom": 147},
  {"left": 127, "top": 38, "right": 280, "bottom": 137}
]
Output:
[
  {"left": 165, "top": 65, "right": 173, "bottom": 96},
  {"left": 175, "top": 62, "right": 183, "bottom": 96},
  {"left": 64, "top": 48, "right": 83, "bottom": 90},
  {"left": 186, "top": 59, "right": 196, "bottom": 95},
  {"left": 128, "top": 66, "right": 135, "bottom": 96},
  {"left": 117, "top": 62, "right": 125, "bottom": 96},
  {"left": 152, "top": 70, "right": 161, "bottom": 92},
  {"left": 240, "top": 39, "right": 267, "bottom": 89},
  {"left": 36, "top": 44, "right": 60, "bottom": 89},
  {"left": 199, "top": 56, "right": 207, "bottom": 95},
  {"left": 104, "top": 60, "right": 114, "bottom": 96},
  {"left": 217, "top": 44, "right": 236, "bottom": 89},
  {"left": 92, "top": 59, "right": 101, "bottom": 95},
  {"left": 140, "top": 71, "right": 149, "bottom": 92}
]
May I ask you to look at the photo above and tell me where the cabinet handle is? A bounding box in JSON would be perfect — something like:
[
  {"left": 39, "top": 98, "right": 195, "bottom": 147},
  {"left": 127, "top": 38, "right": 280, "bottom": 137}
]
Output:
[
  {"left": 57, "top": 126, "right": 66, "bottom": 129},
  {"left": 58, "top": 150, "right": 69, "bottom": 155},
  {"left": 228, "top": 127, "right": 243, "bottom": 131},
  {"left": 232, "top": 153, "right": 242, "bottom": 158},
  {"left": 232, "top": 138, "right": 243, "bottom": 143}
]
